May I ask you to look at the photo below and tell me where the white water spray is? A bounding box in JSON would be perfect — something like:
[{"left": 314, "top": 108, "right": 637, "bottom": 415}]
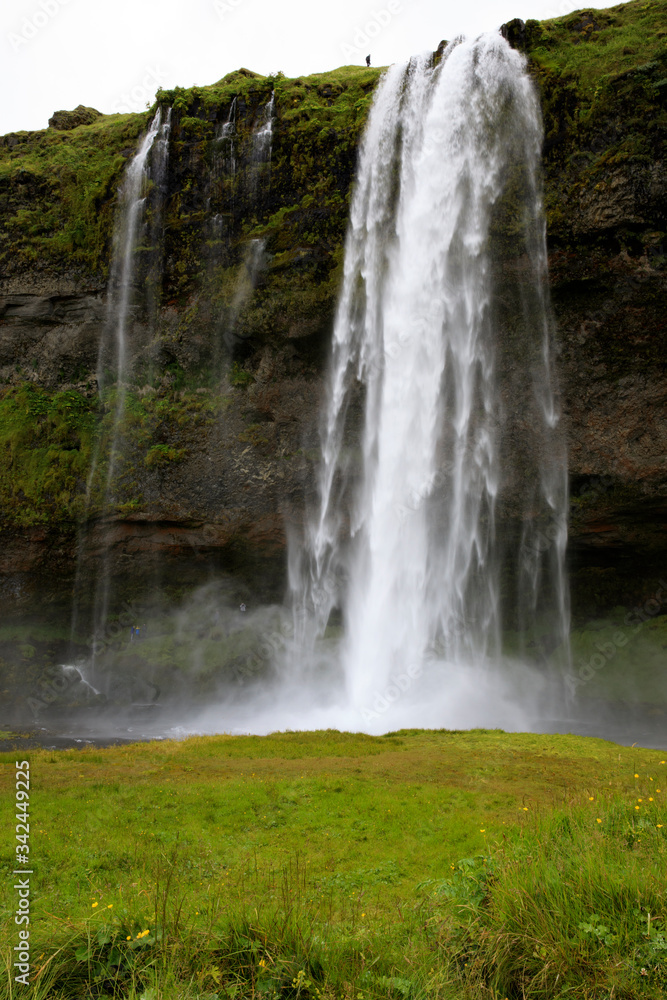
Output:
[{"left": 290, "top": 34, "right": 570, "bottom": 725}]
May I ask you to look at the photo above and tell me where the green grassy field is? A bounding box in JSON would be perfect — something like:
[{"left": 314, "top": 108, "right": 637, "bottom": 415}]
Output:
[{"left": 1, "top": 729, "right": 666, "bottom": 999}]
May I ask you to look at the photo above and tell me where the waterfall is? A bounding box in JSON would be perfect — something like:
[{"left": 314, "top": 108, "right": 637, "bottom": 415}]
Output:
[
  {"left": 215, "top": 93, "right": 274, "bottom": 360},
  {"left": 98, "top": 109, "right": 163, "bottom": 394},
  {"left": 208, "top": 99, "right": 238, "bottom": 253},
  {"left": 99, "top": 104, "right": 171, "bottom": 510},
  {"left": 252, "top": 90, "right": 275, "bottom": 163},
  {"left": 220, "top": 97, "right": 237, "bottom": 146},
  {"left": 290, "top": 34, "right": 570, "bottom": 721},
  {"left": 70, "top": 106, "right": 171, "bottom": 667},
  {"left": 249, "top": 90, "right": 275, "bottom": 202}
]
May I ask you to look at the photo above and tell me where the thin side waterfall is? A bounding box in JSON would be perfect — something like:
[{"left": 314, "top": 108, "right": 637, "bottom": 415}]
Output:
[
  {"left": 99, "top": 107, "right": 167, "bottom": 395},
  {"left": 252, "top": 90, "right": 275, "bottom": 163},
  {"left": 249, "top": 90, "right": 275, "bottom": 202},
  {"left": 289, "top": 34, "right": 570, "bottom": 724},
  {"left": 210, "top": 97, "right": 237, "bottom": 239},
  {"left": 221, "top": 97, "right": 237, "bottom": 146},
  {"left": 70, "top": 107, "right": 171, "bottom": 667}
]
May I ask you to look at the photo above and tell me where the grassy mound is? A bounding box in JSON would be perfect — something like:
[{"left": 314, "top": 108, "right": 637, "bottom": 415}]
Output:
[{"left": 0, "top": 729, "right": 665, "bottom": 998}]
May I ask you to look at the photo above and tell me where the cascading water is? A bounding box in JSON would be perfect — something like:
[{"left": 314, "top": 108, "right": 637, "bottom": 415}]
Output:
[
  {"left": 70, "top": 106, "right": 171, "bottom": 669},
  {"left": 217, "top": 93, "right": 274, "bottom": 357},
  {"left": 248, "top": 90, "right": 275, "bottom": 202},
  {"left": 210, "top": 97, "right": 238, "bottom": 241},
  {"left": 99, "top": 107, "right": 170, "bottom": 396},
  {"left": 221, "top": 97, "right": 237, "bottom": 154},
  {"left": 252, "top": 90, "right": 275, "bottom": 163},
  {"left": 289, "top": 33, "right": 570, "bottom": 727}
]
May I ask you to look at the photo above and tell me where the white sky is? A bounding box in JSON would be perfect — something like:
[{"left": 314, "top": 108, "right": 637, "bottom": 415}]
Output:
[{"left": 2, "top": 0, "right": 626, "bottom": 135}]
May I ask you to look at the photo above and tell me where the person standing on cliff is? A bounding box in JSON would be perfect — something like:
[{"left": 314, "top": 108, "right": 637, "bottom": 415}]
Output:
[{"left": 366, "top": 54, "right": 371, "bottom": 67}]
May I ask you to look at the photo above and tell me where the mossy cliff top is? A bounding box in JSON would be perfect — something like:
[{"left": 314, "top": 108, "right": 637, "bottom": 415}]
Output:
[
  {"left": 1, "top": 1, "right": 664, "bottom": 282},
  {"left": 0, "top": 64, "right": 380, "bottom": 281},
  {"left": 1, "top": 0, "right": 664, "bottom": 273},
  {"left": 518, "top": 0, "right": 667, "bottom": 249}
]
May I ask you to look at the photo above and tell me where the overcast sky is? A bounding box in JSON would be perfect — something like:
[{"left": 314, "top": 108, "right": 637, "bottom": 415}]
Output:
[{"left": 2, "top": 0, "right": 626, "bottom": 135}]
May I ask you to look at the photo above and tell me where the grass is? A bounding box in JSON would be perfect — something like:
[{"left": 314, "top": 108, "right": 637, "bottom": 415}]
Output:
[
  {"left": 523, "top": 0, "right": 667, "bottom": 247},
  {"left": 0, "top": 729, "right": 665, "bottom": 998},
  {"left": 528, "top": 0, "right": 667, "bottom": 94}
]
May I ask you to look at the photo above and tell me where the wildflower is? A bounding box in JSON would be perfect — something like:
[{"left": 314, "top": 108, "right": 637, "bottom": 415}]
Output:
[
  {"left": 259, "top": 959, "right": 267, "bottom": 968},
  {"left": 361, "top": 912, "right": 365, "bottom": 917},
  {"left": 635, "top": 773, "right": 639, "bottom": 778},
  {"left": 596, "top": 818, "right": 602, "bottom": 823},
  {"left": 658, "top": 824, "right": 664, "bottom": 828},
  {"left": 589, "top": 796, "right": 594, "bottom": 801},
  {"left": 91, "top": 902, "right": 98, "bottom": 908},
  {"left": 126, "top": 935, "right": 131, "bottom": 940},
  {"left": 635, "top": 805, "right": 640, "bottom": 810},
  {"left": 522, "top": 807, "right": 528, "bottom": 812},
  {"left": 107, "top": 904, "right": 113, "bottom": 909},
  {"left": 649, "top": 797, "right": 654, "bottom": 801}
]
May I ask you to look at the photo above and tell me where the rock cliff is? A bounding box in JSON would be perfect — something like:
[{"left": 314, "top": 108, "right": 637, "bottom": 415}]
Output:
[{"left": 0, "top": 0, "right": 666, "bottom": 621}]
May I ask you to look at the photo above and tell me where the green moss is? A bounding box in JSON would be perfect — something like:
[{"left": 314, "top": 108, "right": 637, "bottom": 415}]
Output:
[
  {"left": 0, "top": 113, "right": 149, "bottom": 275},
  {"left": 0, "top": 383, "right": 219, "bottom": 527},
  {"left": 229, "top": 362, "right": 254, "bottom": 387},
  {"left": 144, "top": 444, "right": 187, "bottom": 468},
  {"left": 523, "top": 0, "right": 667, "bottom": 248},
  {"left": 0, "top": 385, "right": 96, "bottom": 525},
  {"left": 528, "top": 2, "right": 667, "bottom": 94}
]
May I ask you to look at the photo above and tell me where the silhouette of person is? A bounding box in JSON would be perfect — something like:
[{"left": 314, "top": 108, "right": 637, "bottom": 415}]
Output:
[
  {"left": 366, "top": 54, "right": 371, "bottom": 67},
  {"left": 240, "top": 603, "right": 246, "bottom": 613}
]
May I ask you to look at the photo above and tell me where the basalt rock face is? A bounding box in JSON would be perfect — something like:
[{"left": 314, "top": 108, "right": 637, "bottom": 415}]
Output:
[
  {"left": 0, "top": 0, "right": 666, "bottom": 618},
  {"left": 517, "top": 1, "right": 667, "bottom": 615}
]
